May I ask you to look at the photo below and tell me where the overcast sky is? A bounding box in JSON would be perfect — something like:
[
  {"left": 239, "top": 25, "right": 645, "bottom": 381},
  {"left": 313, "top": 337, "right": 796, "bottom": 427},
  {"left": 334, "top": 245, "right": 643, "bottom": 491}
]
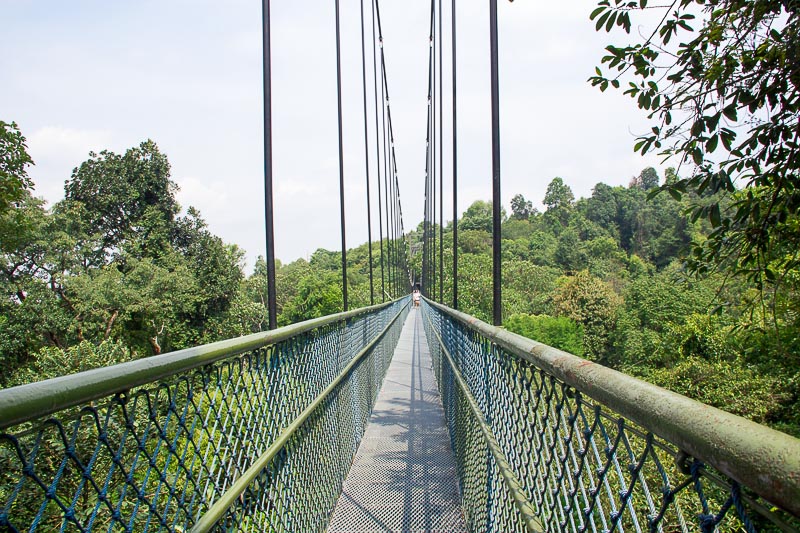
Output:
[{"left": 2, "top": 0, "right": 667, "bottom": 270}]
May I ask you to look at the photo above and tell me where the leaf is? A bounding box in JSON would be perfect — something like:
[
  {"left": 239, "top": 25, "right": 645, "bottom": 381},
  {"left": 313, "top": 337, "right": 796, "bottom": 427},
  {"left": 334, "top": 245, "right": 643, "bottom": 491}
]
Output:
[
  {"left": 709, "top": 203, "right": 721, "bottom": 227},
  {"left": 590, "top": 6, "right": 607, "bottom": 20},
  {"left": 605, "top": 11, "right": 618, "bottom": 32},
  {"left": 706, "top": 134, "right": 719, "bottom": 153},
  {"left": 595, "top": 11, "right": 611, "bottom": 31},
  {"left": 691, "top": 147, "right": 703, "bottom": 165}
]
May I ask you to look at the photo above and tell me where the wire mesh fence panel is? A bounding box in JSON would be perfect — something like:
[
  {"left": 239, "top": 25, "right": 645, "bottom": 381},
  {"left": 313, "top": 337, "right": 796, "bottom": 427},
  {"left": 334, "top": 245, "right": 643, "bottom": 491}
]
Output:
[
  {"left": 0, "top": 299, "right": 409, "bottom": 533},
  {"left": 422, "top": 300, "right": 800, "bottom": 533}
]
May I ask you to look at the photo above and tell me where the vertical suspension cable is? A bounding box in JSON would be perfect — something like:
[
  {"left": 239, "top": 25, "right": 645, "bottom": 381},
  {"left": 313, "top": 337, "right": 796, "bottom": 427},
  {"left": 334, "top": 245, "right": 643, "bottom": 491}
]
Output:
[
  {"left": 423, "top": 110, "right": 430, "bottom": 295},
  {"left": 390, "top": 129, "right": 402, "bottom": 291},
  {"left": 387, "top": 124, "right": 395, "bottom": 298},
  {"left": 424, "top": 30, "right": 433, "bottom": 297},
  {"left": 261, "top": 0, "right": 277, "bottom": 330},
  {"left": 359, "top": 0, "right": 374, "bottom": 306},
  {"left": 451, "top": 0, "right": 458, "bottom": 310},
  {"left": 335, "top": 0, "right": 348, "bottom": 312},
  {"left": 438, "top": 0, "right": 444, "bottom": 303},
  {"left": 431, "top": 0, "right": 437, "bottom": 301},
  {"left": 490, "top": 0, "right": 501, "bottom": 325},
  {"left": 371, "top": 0, "right": 385, "bottom": 303},
  {"left": 381, "top": 48, "right": 391, "bottom": 299}
]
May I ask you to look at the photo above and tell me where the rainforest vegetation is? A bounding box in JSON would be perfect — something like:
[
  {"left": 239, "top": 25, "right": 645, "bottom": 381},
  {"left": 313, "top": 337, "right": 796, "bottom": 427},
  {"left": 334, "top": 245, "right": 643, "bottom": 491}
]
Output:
[{"left": 1, "top": 117, "right": 798, "bottom": 437}]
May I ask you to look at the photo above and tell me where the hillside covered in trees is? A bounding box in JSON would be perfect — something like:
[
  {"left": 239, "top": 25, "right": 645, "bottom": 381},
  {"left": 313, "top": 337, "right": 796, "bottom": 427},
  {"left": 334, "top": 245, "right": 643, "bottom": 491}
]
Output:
[
  {"left": 2, "top": 121, "right": 798, "bottom": 437},
  {"left": 412, "top": 170, "right": 799, "bottom": 438}
]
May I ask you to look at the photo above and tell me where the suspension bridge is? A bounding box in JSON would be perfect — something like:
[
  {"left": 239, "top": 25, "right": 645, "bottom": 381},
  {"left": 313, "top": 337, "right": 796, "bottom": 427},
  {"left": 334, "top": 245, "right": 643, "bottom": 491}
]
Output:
[{"left": 2, "top": 1, "right": 800, "bottom": 532}]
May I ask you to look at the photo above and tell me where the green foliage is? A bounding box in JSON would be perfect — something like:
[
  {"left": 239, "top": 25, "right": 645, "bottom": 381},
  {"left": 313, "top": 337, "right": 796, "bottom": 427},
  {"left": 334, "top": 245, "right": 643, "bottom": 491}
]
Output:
[
  {"left": 589, "top": 0, "right": 800, "bottom": 307},
  {"left": 510, "top": 194, "right": 534, "bottom": 220},
  {"left": 8, "top": 340, "right": 135, "bottom": 386},
  {"left": 505, "top": 313, "right": 584, "bottom": 356},
  {"left": 1, "top": 119, "right": 796, "bottom": 438},
  {"left": 0, "top": 134, "right": 248, "bottom": 382},
  {"left": 279, "top": 271, "right": 343, "bottom": 326},
  {"left": 552, "top": 271, "right": 621, "bottom": 362},
  {"left": 0, "top": 121, "right": 34, "bottom": 215},
  {"left": 64, "top": 140, "right": 178, "bottom": 262},
  {"left": 543, "top": 177, "right": 574, "bottom": 210},
  {"left": 459, "top": 200, "right": 500, "bottom": 233},
  {"left": 642, "top": 357, "right": 785, "bottom": 426}
]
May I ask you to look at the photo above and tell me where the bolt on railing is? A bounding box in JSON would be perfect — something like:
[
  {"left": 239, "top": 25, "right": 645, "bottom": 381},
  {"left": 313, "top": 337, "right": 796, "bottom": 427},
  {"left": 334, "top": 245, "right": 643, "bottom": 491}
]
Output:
[
  {"left": 421, "top": 298, "right": 800, "bottom": 533},
  {"left": 0, "top": 298, "right": 410, "bottom": 532}
]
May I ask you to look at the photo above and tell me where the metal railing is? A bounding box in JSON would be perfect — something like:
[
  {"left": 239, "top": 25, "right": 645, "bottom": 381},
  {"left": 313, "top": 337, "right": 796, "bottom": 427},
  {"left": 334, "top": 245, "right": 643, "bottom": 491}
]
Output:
[
  {"left": 0, "top": 297, "right": 409, "bottom": 532},
  {"left": 421, "top": 298, "right": 800, "bottom": 533}
]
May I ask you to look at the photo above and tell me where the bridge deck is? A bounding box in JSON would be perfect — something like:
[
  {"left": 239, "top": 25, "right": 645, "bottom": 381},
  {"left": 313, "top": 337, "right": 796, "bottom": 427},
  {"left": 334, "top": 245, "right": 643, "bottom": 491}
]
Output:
[{"left": 327, "top": 308, "right": 466, "bottom": 532}]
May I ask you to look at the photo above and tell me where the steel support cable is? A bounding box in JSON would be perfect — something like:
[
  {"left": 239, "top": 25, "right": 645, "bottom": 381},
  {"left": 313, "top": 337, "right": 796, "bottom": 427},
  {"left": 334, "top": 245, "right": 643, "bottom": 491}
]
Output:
[
  {"left": 375, "top": 0, "right": 391, "bottom": 299},
  {"left": 387, "top": 124, "right": 396, "bottom": 298},
  {"left": 334, "top": 0, "right": 348, "bottom": 311},
  {"left": 451, "top": 0, "right": 458, "bottom": 310},
  {"left": 422, "top": 157, "right": 428, "bottom": 292},
  {"left": 359, "top": 0, "right": 375, "bottom": 306},
  {"left": 380, "top": 47, "right": 391, "bottom": 299},
  {"left": 191, "top": 300, "right": 411, "bottom": 533},
  {"left": 386, "top": 102, "right": 404, "bottom": 294},
  {"left": 438, "top": 0, "right": 444, "bottom": 303},
  {"left": 421, "top": 301, "right": 543, "bottom": 533},
  {"left": 386, "top": 112, "right": 394, "bottom": 299},
  {"left": 423, "top": 87, "right": 432, "bottom": 294},
  {"left": 371, "top": 0, "right": 385, "bottom": 303},
  {"left": 375, "top": 4, "right": 406, "bottom": 299},
  {"left": 425, "top": 0, "right": 435, "bottom": 298},
  {"left": 423, "top": 107, "right": 431, "bottom": 294},
  {"left": 430, "top": 0, "right": 437, "bottom": 301},
  {"left": 376, "top": 0, "right": 402, "bottom": 297},
  {"left": 261, "top": 0, "right": 278, "bottom": 330},
  {"left": 489, "top": 0, "right": 502, "bottom": 325}
]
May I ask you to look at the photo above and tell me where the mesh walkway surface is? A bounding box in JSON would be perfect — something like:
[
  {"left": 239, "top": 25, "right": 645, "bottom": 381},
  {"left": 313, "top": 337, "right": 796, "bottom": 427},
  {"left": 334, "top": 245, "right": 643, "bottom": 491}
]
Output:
[{"left": 327, "top": 309, "right": 467, "bottom": 533}]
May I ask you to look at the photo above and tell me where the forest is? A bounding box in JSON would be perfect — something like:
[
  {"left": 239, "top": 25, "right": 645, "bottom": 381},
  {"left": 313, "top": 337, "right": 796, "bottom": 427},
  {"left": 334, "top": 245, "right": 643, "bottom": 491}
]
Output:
[{"left": 1, "top": 120, "right": 798, "bottom": 438}]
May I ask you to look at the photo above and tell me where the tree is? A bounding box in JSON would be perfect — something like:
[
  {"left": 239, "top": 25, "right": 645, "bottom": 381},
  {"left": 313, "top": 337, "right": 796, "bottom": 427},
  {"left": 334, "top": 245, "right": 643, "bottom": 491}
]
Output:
[
  {"left": 64, "top": 140, "right": 178, "bottom": 261},
  {"left": 460, "top": 200, "right": 495, "bottom": 232},
  {"left": 543, "top": 177, "right": 576, "bottom": 229},
  {"left": 505, "top": 313, "right": 584, "bottom": 356},
  {"left": 630, "top": 167, "right": 658, "bottom": 190},
  {"left": 543, "top": 177, "right": 574, "bottom": 211},
  {"left": 510, "top": 194, "right": 533, "bottom": 220},
  {"left": 0, "top": 121, "right": 34, "bottom": 215},
  {"left": 552, "top": 270, "right": 620, "bottom": 362},
  {"left": 589, "top": 0, "right": 800, "bottom": 289}
]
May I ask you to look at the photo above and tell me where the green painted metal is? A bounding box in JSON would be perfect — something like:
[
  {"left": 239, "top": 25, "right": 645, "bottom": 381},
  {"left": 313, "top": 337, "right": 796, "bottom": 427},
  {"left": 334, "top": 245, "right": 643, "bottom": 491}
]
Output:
[
  {"left": 0, "top": 298, "right": 410, "bottom": 532},
  {"left": 191, "top": 301, "right": 408, "bottom": 532},
  {"left": 422, "top": 310, "right": 542, "bottom": 533},
  {"left": 0, "top": 299, "right": 397, "bottom": 431},
  {"left": 425, "top": 298, "right": 800, "bottom": 519}
]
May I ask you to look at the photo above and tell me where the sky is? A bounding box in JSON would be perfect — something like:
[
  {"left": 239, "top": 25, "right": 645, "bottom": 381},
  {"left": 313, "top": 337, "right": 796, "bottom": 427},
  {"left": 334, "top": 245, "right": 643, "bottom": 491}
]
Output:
[{"left": 2, "top": 0, "right": 668, "bottom": 271}]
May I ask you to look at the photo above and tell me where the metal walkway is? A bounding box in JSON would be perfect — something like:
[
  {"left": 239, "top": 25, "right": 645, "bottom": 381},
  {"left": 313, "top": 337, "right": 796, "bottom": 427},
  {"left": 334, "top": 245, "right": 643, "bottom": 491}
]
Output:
[{"left": 327, "top": 309, "right": 466, "bottom": 532}]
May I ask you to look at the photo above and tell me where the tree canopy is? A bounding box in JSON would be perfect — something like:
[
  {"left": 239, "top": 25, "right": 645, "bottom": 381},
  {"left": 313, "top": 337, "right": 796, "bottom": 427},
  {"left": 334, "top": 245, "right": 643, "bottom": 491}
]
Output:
[{"left": 589, "top": 0, "right": 800, "bottom": 291}]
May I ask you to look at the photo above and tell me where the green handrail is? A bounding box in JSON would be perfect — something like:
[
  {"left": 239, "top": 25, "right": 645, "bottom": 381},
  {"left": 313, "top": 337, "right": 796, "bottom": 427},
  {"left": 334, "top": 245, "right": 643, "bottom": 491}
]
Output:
[
  {"left": 191, "top": 299, "right": 409, "bottom": 532},
  {"left": 0, "top": 297, "right": 410, "bottom": 532},
  {"left": 0, "top": 299, "right": 397, "bottom": 430},
  {"left": 425, "top": 297, "right": 800, "bottom": 518},
  {"left": 422, "top": 308, "right": 543, "bottom": 533}
]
